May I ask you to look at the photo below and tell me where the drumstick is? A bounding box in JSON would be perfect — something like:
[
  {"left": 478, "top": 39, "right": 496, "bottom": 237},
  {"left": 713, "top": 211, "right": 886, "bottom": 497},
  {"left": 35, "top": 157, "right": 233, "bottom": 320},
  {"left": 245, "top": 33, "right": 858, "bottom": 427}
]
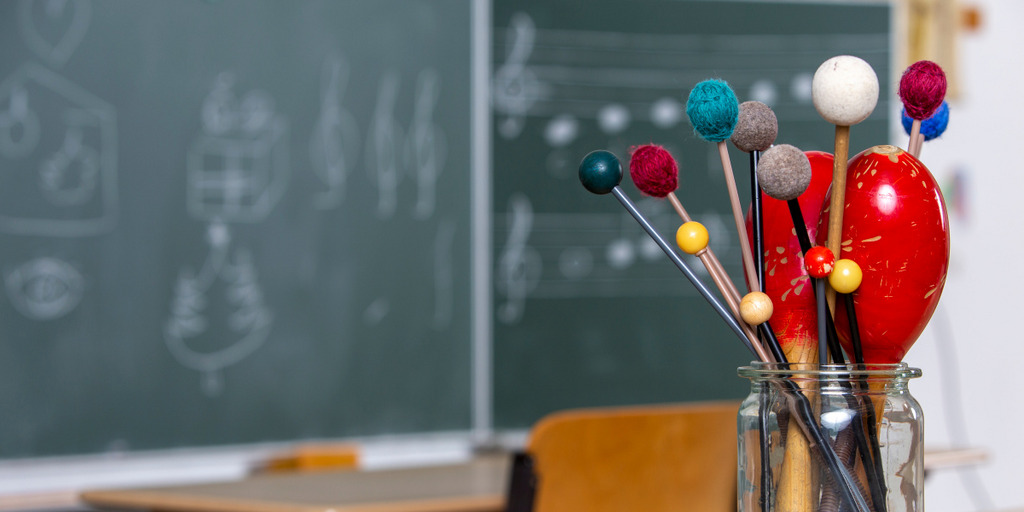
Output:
[{"left": 811, "top": 56, "right": 878, "bottom": 314}]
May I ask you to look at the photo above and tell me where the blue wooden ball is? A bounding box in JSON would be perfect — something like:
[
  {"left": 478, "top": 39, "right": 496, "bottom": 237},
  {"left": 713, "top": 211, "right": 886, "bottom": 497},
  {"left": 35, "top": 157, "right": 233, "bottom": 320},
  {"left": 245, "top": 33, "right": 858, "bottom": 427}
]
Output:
[{"left": 579, "top": 150, "right": 623, "bottom": 195}]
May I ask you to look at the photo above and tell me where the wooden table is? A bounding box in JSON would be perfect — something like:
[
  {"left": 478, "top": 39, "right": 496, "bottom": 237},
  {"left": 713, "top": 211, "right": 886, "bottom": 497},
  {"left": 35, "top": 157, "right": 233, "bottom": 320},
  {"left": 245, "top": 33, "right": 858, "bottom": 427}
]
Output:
[
  {"left": 78, "top": 447, "right": 986, "bottom": 512},
  {"left": 81, "top": 456, "right": 509, "bottom": 512}
]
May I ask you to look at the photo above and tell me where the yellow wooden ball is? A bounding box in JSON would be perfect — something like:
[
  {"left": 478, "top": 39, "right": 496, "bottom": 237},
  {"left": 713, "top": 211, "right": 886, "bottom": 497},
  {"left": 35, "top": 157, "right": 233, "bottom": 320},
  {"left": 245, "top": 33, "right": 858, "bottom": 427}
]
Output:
[
  {"left": 740, "top": 291, "right": 773, "bottom": 326},
  {"left": 829, "top": 259, "right": 863, "bottom": 294},
  {"left": 675, "top": 221, "right": 709, "bottom": 255}
]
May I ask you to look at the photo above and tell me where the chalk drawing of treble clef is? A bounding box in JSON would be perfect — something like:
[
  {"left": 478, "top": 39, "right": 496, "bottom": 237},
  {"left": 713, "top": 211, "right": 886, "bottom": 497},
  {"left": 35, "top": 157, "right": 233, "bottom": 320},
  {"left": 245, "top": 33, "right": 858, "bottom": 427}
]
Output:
[
  {"left": 492, "top": 13, "right": 543, "bottom": 140},
  {"left": 310, "top": 55, "right": 360, "bottom": 210},
  {"left": 365, "top": 70, "right": 403, "bottom": 219},
  {"left": 496, "top": 194, "right": 541, "bottom": 324},
  {"left": 408, "top": 68, "right": 446, "bottom": 220}
]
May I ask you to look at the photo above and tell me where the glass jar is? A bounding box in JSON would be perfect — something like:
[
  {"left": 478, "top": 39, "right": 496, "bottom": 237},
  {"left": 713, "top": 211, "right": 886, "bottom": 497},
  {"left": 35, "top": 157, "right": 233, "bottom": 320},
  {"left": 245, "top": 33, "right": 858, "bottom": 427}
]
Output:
[{"left": 737, "top": 362, "right": 924, "bottom": 512}]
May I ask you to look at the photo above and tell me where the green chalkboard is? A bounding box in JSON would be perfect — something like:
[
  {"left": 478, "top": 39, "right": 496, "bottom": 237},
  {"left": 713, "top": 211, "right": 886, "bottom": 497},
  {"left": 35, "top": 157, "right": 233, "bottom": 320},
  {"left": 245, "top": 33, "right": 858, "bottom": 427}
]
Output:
[
  {"left": 0, "top": 0, "right": 473, "bottom": 458},
  {"left": 491, "top": 0, "right": 891, "bottom": 428}
]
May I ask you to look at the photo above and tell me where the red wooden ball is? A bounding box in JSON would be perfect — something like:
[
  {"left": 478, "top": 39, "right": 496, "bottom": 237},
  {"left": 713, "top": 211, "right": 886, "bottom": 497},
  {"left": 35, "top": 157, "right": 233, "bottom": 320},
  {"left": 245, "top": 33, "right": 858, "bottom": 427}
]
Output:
[{"left": 804, "top": 246, "right": 835, "bottom": 278}]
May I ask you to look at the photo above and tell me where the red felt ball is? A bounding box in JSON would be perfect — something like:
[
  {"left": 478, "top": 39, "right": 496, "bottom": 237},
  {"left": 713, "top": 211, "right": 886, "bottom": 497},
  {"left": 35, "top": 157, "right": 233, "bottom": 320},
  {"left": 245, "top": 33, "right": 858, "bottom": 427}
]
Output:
[
  {"left": 628, "top": 144, "right": 678, "bottom": 198},
  {"left": 804, "top": 246, "right": 835, "bottom": 278},
  {"left": 898, "top": 60, "right": 947, "bottom": 120}
]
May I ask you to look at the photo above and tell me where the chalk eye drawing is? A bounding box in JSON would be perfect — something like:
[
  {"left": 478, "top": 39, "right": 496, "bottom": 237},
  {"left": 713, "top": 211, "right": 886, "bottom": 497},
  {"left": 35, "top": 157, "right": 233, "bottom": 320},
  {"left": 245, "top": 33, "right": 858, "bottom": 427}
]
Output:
[
  {"left": 495, "top": 194, "right": 540, "bottom": 324},
  {"left": 309, "top": 55, "right": 360, "bottom": 210},
  {"left": 18, "top": 0, "right": 91, "bottom": 69},
  {"left": 493, "top": 12, "right": 543, "bottom": 140},
  {"left": 407, "top": 68, "right": 446, "bottom": 220},
  {"left": 365, "top": 70, "right": 404, "bottom": 219},
  {"left": 164, "top": 223, "right": 272, "bottom": 396},
  {"left": 5, "top": 256, "right": 84, "bottom": 321},
  {"left": 188, "top": 72, "right": 289, "bottom": 224},
  {"left": 0, "top": 63, "right": 117, "bottom": 237}
]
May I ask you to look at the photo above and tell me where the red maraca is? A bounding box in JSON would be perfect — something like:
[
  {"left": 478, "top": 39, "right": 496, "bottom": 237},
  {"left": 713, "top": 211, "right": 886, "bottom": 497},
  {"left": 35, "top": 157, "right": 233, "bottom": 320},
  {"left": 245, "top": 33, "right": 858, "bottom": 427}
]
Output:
[
  {"left": 745, "top": 151, "right": 834, "bottom": 363},
  {"left": 815, "top": 145, "right": 950, "bottom": 363}
]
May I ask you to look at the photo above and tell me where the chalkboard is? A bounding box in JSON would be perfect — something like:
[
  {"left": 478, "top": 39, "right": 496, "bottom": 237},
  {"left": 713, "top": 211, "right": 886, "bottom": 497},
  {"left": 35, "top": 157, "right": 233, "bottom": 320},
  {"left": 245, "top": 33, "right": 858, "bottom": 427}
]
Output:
[
  {"left": 0, "top": 0, "right": 473, "bottom": 458},
  {"left": 491, "top": 0, "right": 891, "bottom": 428}
]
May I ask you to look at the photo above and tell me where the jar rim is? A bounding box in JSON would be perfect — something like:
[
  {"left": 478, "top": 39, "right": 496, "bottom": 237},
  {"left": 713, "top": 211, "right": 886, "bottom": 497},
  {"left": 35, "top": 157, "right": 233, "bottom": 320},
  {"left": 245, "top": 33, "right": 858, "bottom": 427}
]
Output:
[{"left": 737, "top": 361, "right": 922, "bottom": 379}]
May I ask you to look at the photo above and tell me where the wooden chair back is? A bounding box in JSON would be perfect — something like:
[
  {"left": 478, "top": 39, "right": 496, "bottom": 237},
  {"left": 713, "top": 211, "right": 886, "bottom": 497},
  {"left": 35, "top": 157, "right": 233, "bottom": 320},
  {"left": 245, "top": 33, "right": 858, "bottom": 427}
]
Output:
[{"left": 525, "top": 401, "right": 739, "bottom": 512}]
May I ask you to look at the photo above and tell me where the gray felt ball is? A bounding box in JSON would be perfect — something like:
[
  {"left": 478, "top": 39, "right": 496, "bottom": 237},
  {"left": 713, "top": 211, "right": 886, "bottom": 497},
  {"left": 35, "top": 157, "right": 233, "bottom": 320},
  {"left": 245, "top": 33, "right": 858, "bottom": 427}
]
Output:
[
  {"left": 757, "top": 144, "right": 811, "bottom": 201},
  {"left": 731, "top": 101, "right": 778, "bottom": 152}
]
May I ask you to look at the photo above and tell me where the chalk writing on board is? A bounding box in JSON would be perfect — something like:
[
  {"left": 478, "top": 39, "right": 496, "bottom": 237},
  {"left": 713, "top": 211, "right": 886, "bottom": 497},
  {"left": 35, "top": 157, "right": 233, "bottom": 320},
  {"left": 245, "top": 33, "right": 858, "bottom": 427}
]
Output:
[
  {"left": 495, "top": 194, "right": 539, "bottom": 324},
  {"left": 4, "top": 256, "right": 84, "bottom": 321},
  {"left": 188, "top": 72, "right": 289, "bottom": 223},
  {"left": 0, "top": 63, "right": 117, "bottom": 237},
  {"left": 0, "top": 0, "right": 112, "bottom": 321},
  {"left": 164, "top": 223, "right": 272, "bottom": 396},
  {"left": 169, "top": 72, "right": 289, "bottom": 395},
  {"left": 494, "top": 200, "right": 736, "bottom": 307},
  {"left": 493, "top": 13, "right": 544, "bottom": 140},
  {"left": 409, "top": 68, "right": 446, "bottom": 220},
  {"left": 18, "top": 0, "right": 92, "bottom": 69},
  {"left": 366, "top": 70, "right": 403, "bottom": 219},
  {"left": 310, "top": 55, "right": 360, "bottom": 211}
]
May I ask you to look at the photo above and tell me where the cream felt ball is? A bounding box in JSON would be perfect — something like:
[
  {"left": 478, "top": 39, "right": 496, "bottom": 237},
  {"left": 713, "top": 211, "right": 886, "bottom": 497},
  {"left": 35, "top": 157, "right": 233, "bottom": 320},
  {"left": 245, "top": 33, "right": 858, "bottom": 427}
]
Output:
[{"left": 811, "top": 56, "right": 879, "bottom": 126}]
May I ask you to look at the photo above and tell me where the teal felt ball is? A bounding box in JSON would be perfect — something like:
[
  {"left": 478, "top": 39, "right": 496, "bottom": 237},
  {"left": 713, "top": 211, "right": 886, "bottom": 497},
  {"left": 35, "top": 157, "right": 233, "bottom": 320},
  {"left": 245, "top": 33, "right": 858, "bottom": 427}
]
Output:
[
  {"left": 686, "top": 79, "right": 739, "bottom": 143},
  {"left": 579, "top": 150, "right": 623, "bottom": 195}
]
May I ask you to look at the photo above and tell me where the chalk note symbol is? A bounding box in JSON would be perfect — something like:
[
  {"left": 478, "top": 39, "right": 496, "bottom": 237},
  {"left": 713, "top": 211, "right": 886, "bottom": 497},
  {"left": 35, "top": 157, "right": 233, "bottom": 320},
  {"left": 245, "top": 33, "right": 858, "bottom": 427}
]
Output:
[
  {"left": 365, "top": 70, "right": 404, "bottom": 219},
  {"left": 164, "top": 223, "right": 273, "bottom": 396},
  {"left": 493, "top": 12, "right": 543, "bottom": 140},
  {"left": 310, "top": 56, "right": 360, "bottom": 210},
  {"left": 496, "top": 194, "right": 541, "bottom": 324},
  {"left": 408, "top": 68, "right": 447, "bottom": 220},
  {"left": 18, "top": 0, "right": 92, "bottom": 69},
  {"left": 0, "top": 84, "right": 42, "bottom": 159},
  {"left": 4, "top": 256, "right": 84, "bottom": 321}
]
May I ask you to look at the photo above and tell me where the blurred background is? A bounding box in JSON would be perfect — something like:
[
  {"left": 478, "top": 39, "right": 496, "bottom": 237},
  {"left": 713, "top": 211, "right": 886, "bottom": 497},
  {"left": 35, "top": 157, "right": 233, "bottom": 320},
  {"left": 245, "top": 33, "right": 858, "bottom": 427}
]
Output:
[{"left": 0, "top": 0, "right": 1019, "bottom": 510}]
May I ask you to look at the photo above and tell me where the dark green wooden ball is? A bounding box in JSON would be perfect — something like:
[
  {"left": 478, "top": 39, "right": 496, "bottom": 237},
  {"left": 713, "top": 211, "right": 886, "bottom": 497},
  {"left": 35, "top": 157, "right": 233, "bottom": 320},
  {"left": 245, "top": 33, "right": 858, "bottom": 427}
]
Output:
[{"left": 578, "top": 150, "right": 622, "bottom": 195}]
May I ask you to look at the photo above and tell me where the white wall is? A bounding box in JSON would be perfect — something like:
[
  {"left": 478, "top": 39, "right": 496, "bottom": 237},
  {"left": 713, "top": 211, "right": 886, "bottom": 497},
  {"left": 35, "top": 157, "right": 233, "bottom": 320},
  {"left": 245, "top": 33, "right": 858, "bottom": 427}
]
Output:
[{"left": 901, "top": 1, "right": 1024, "bottom": 510}]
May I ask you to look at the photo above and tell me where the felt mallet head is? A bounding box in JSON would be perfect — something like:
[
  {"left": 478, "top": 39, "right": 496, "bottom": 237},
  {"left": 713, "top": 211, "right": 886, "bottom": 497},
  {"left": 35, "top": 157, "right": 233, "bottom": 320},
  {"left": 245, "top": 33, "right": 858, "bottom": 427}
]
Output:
[
  {"left": 811, "top": 55, "right": 879, "bottom": 126},
  {"left": 628, "top": 144, "right": 678, "bottom": 198},
  {"left": 686, "top": 79, "right": 739, "bottom": 143},
  {"left": 899, "top": 60, "right": 947, "bottom": 120},
  {"left": 756, "top": 144, "right": 812, "bottom": 201},
  {"left": 731, "top": 101, "right": 778, "bottom": 153}
]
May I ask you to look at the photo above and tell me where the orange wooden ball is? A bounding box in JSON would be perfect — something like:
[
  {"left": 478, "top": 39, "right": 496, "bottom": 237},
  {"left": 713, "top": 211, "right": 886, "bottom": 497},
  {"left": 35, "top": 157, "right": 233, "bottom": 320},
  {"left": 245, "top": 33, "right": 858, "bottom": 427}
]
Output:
[{"left": 740, "top": 291, "right": 773, "bottom": 326}]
